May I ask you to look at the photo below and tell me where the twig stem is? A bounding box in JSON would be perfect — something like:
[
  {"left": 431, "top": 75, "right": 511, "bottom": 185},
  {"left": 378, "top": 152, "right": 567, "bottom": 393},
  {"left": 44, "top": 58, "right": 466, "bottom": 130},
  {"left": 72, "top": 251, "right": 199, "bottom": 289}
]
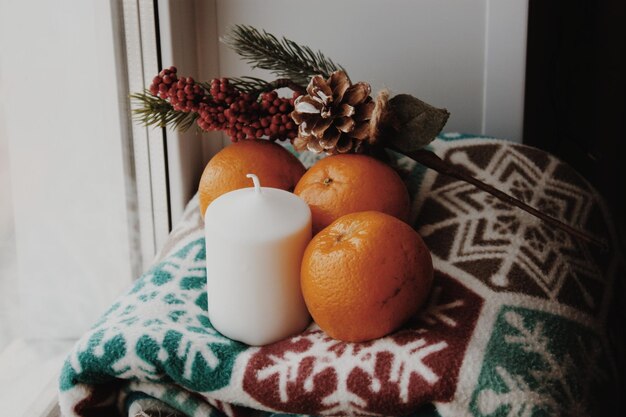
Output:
[
  {"left": 266, "top": 79, "right": 306, "bottom": 95},
  {"left": 401, "top": 148, "right": 607, "bottom": 249}
]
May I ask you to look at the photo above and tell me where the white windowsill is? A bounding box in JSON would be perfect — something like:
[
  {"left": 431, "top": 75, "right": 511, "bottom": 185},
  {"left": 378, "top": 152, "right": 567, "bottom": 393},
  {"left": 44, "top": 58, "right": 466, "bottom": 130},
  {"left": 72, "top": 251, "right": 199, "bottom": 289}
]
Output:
[{"left": 0, "top": 339, "right": 73, "bottom": 417}]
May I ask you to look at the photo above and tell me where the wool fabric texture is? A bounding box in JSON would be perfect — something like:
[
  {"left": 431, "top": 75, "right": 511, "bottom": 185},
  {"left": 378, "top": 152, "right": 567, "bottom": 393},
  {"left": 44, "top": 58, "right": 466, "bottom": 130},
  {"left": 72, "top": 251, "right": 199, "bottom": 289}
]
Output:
[{"left": 58, "top": 134, "right": 624, "bottom": 417}]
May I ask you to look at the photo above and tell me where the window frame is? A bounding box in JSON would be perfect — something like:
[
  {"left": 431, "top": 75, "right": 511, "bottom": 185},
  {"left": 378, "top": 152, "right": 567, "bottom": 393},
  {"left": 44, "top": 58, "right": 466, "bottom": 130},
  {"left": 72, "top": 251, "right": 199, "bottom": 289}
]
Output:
[{"left": 124, "top": 0, "right": 224, "bottom": 268}]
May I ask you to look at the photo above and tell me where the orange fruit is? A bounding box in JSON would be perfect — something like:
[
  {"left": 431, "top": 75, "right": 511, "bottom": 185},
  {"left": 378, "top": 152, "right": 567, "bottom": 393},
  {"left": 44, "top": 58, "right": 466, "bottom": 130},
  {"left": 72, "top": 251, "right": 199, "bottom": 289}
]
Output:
[
  {"left": 294, "top": 154, "right": 410, "bottom": 234},
  {"left": 300, "top": 211, "right": 433, "bottom": 342},
  {"left": 198, "top": 140, "right": 306, "bottom": 217}
]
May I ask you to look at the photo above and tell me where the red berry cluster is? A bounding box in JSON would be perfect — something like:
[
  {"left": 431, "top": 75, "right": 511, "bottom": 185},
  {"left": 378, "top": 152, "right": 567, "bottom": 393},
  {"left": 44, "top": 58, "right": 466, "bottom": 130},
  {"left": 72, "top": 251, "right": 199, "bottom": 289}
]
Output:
[
  {"left": 258, "top": 91, "right": 298, "bottom": 142},
  {"left": 149, "top": 66, "right": 207, "bottom": 112},
  {"left": 197, "top": 78, "right": 259, "bottom": 140},
  {"left": 197, "top": 78, "right": 299, "bottom": 142},
  {"left": 148, "top": 66, "right": 300, "bottom": 143}
]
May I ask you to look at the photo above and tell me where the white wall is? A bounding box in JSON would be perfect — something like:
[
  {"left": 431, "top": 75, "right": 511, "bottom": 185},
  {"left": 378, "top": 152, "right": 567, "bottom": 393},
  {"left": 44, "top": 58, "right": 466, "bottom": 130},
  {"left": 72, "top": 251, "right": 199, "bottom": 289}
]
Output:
[
  {"left": 0, "top": 1, "right": 135, "bottom": 339},
  {"left": 158, "top": 0, "right": 527, "bottom": 222},
  {"left": 213, "top": 0, "right": 527, "bottom": 141}
]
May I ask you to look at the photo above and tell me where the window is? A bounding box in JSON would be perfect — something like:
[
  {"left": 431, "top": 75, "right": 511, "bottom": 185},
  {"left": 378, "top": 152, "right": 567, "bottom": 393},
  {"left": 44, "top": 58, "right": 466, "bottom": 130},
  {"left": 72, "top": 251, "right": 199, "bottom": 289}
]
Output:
[
  {"left": 0, "top": 1, "right": 528, "bottom": 415},
  {"left": 0, "top": 1, "right": 224, "bottom": 412},
  {"left": 0, "top": 1, "right": 159, "bottom": 414}
]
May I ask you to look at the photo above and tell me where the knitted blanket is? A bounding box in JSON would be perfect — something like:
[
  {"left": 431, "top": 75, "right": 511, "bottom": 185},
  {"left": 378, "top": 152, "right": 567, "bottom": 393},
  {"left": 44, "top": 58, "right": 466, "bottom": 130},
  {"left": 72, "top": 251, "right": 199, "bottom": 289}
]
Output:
[{"left": 58, "top": 135, "right": 625, "bottom": 417}]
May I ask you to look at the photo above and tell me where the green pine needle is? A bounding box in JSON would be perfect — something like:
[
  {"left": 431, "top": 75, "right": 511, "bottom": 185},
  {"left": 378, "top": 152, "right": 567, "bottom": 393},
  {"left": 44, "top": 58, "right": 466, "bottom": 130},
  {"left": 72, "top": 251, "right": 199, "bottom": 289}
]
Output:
[
  {"left": 132, "top": 26, "right": 344, "bottom": 133},
  {"left": 231, "top": 76, "right": 273, "bottom": 94},
  {"left": 130, "top": 91, "right": 198, "bottom": 132},
  {"left": 200, "top": 76, "right": 274, "bottom": 95},
  {"left": 222, "top": 25, "right": 346, "bottom": 87}
]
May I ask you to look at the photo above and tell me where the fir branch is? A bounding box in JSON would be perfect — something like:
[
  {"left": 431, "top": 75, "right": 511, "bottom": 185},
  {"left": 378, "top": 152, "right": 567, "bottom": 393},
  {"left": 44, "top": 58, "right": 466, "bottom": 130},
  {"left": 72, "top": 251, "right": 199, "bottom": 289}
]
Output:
[
  {"left": 222, "top": 25, "right": 345, "bottom": 87},
  {"left": 226, "top": 76, "right": 273, "bottom": 94},
  {"left": 202, "top": 76, "right": 307, "bottom": 97},
  {"left": 206, "top": 76, "right": 275, "bottom": 95},
  {"left": 131, "top": 91, "right": 198, "bottom": 132}
]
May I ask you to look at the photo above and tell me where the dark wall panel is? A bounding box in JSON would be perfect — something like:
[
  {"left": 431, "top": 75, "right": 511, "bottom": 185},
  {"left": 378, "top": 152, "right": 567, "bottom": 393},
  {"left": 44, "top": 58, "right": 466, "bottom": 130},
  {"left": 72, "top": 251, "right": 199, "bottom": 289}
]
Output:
[{"left": 523, "top": 0, "right": 626, "bottom": 240}]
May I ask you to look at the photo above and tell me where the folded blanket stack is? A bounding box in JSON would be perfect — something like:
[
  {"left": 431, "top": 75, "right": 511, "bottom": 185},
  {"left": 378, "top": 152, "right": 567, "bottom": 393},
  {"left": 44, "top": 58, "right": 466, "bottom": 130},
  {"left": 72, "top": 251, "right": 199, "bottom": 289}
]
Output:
[{"left": 59, "top": 135, "right": 625, "bottom": 417}]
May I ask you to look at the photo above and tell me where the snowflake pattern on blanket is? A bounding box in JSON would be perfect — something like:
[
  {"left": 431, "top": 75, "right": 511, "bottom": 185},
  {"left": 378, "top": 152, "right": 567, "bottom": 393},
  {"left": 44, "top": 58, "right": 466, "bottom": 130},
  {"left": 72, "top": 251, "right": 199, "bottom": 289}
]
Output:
[
  {"left": 60, "top": 239, "right": 248, "bottom": 396},
  {"left": 58, "top": 135, "right": 624, "bottom": 417},
  {"left": 242, "top": 271, "right": 482, "bottom": 415},
  {"left": 471, "top": 307, "right": 612, "bottom": 417}
]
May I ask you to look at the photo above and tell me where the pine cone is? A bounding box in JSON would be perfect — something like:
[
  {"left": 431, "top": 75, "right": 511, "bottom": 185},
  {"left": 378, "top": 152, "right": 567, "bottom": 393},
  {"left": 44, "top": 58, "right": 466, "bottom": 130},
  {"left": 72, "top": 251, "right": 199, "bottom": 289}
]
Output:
[{"left": 291, "top": 71, "right": 375, "bottom": 154}]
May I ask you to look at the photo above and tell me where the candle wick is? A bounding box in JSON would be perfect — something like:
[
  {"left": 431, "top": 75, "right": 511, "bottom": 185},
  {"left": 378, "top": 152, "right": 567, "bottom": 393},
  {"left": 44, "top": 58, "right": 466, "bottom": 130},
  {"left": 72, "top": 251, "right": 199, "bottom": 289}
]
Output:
[{"left": 246, "top": 173, "right": 262, "bottom": 194}]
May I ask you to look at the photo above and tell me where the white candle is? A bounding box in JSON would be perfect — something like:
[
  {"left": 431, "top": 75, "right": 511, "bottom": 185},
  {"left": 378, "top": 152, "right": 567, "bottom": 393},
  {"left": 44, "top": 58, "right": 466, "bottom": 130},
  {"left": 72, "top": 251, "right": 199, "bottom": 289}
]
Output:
[{"left": 204, "top": 174, "right": 312, "bottom": 345}]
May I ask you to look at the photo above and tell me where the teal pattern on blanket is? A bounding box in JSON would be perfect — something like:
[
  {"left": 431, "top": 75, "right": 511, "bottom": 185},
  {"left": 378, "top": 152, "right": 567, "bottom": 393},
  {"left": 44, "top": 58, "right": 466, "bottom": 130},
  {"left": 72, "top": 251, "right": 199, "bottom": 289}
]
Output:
[
  {"left": 58, "top": 135, "right": 623, "bottom": 417},
  {"left": 470, "top": 306, "right": 613, "bottom": 417},
  {"left": 60, "top": 238, "right": 247, "bottom": 393}
]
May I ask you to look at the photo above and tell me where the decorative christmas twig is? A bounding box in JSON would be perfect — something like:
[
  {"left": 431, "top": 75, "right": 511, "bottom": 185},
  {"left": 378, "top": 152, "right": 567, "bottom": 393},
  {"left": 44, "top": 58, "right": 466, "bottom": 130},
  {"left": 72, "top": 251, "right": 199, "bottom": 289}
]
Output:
[
  {"left": 131, "top": 91, "right": 198, "bottom": 132},
  {"left": 131, "top": 25, "right": 605, "bottom": 249},
  {"left": 207, "top": 77, "right": 306, "bottom": 97},
  {"left": 265, "top": 79, "right": 307, "bottom": 95},
  {"left": 131, "top": 76, "right": 305, "bottom": 133},
  {"left": 222, "top": 24, "right": 345, "bottom": 87},
  {"left": 402, "top": 149, "right": 607, "bottom": 249}
]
